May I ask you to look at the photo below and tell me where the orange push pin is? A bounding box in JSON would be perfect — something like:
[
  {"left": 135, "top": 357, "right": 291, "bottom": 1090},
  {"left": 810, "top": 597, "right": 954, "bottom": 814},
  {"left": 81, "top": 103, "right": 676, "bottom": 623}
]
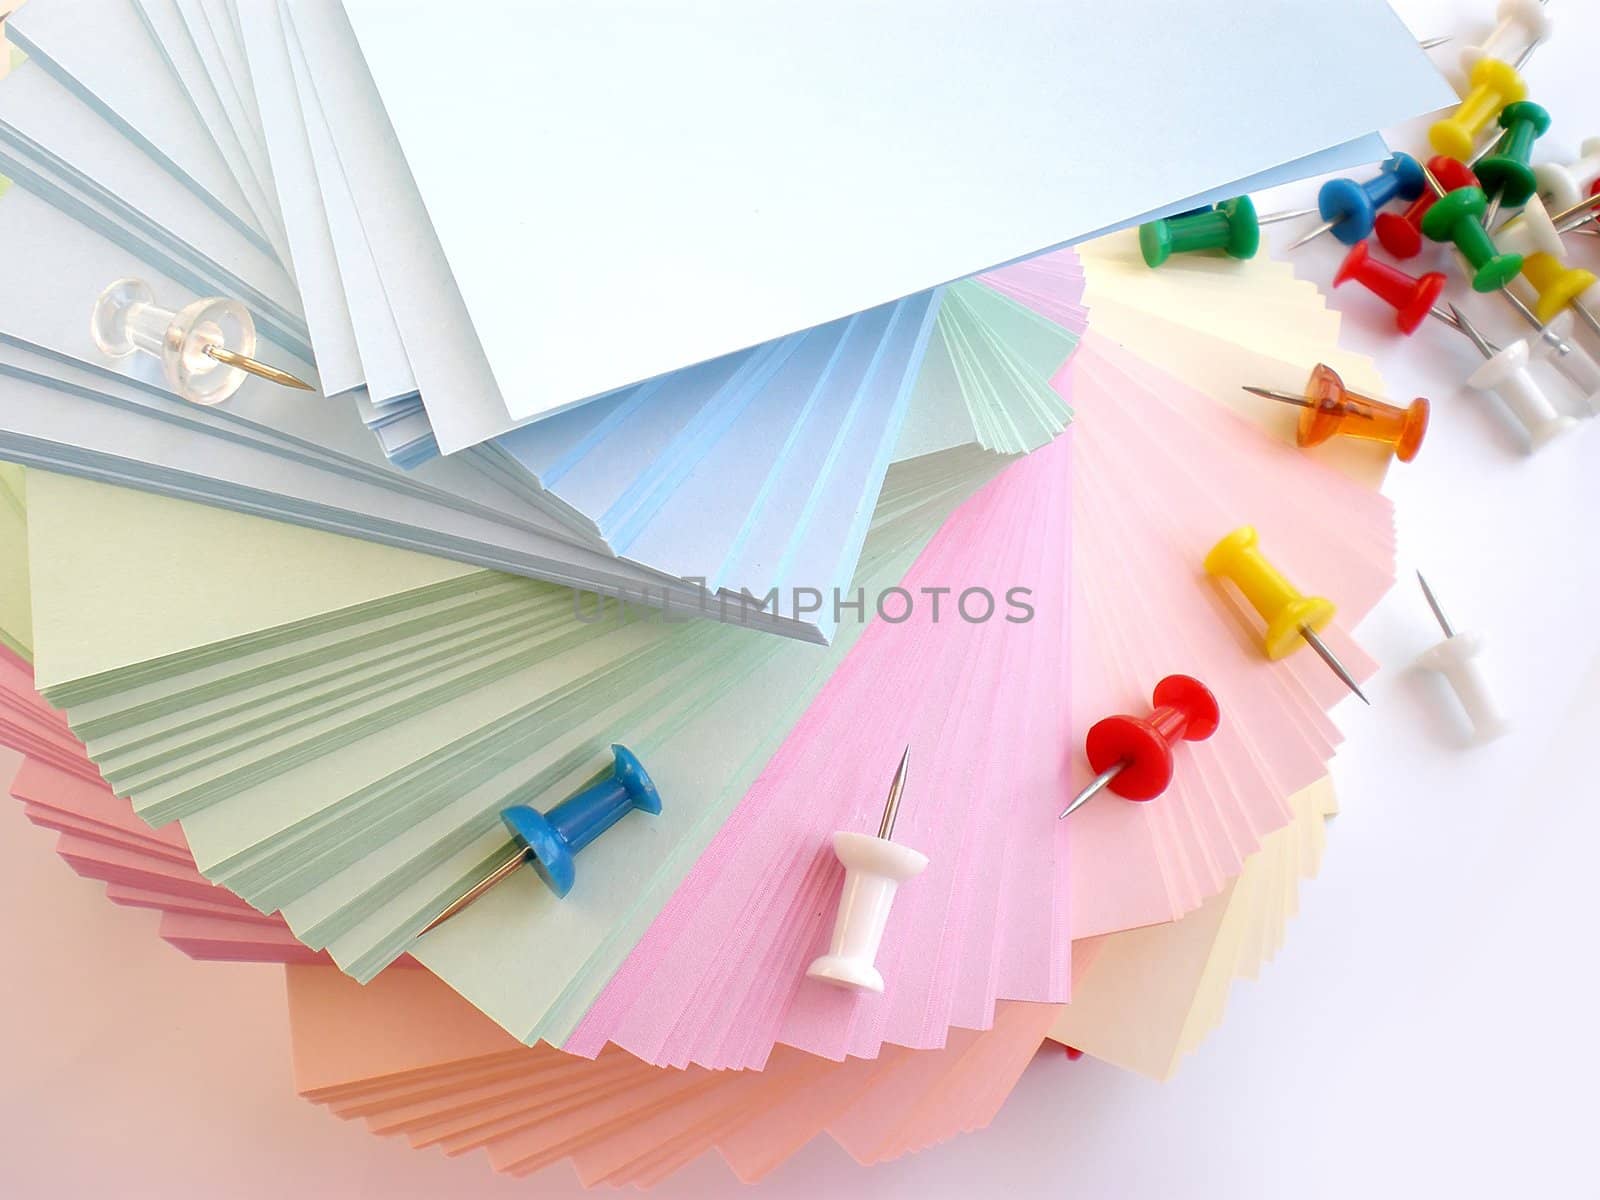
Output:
[
  {"left": 1429, "top": 52, "right": 1531, "bottom": 162},
  {"left": 1243, "top": 365, "right": 1429, "bottom": 463},
  {"left": 1204, "top": 527, "right": 1369, "bottom": 704}
]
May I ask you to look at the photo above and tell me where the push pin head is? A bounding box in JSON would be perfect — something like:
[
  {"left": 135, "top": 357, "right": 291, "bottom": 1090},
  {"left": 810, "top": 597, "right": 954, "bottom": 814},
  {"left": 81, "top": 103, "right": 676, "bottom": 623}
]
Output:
[
  {"left": 1245, "top": 364, "right": 1429, "bottom": 462},
  {"left": 1476, "top": 100, "right": 1552, "bottom": 209},
  {"left": 1318, "top": 154, "right": 1426, "bottom": 245},
  {"left": 1461, "top": 0, "right": 1553, "bottom": 73},
  {"left": 1059, "top": 675, "right": 1220, "bottom": 820},
  {"left": 1375, "top": 156, "right": 1478, "bottom": 259},
  {"left": 1332, "top": 241, "right": 1447, "bottom": 337},
  {"left": 1204, "top": 526, "right": 1367, "bottom": 703},
  {"left": 807, "top": 747, "right": 926, "bottom": 994},
  {"left": 1429, "top": 57, "right": 1529, "bottom": 162},
  {"left": 419, "top": 745, "right": 661, "bottom": 935},
  {"left": 1519, "top": 253, "right": 1599, "bottom": 326},
  {"left": 1205, "top": 527, "right": 1334, "bottom": 660},
  {"left": 1286, "top": 156, "right": 1425, "bottom": 252},
  {"left": 1421, "top": 189, "right": 1524, "bottom": 292},
  {"left": 1449, "top": 304, "right": 1579, "bottom": 452},
  {"left": 1414, "top": 573, "right": 1510, "bottom": 743},
  {"left": 1138, "top": 197, "right": 1260, "bottom": 268},
  {"left": 90, "top": 277, "right": 313, "bottom": 403},
  {"left": 1534, "top": 137, "right": 1600, "bottom": 213}
]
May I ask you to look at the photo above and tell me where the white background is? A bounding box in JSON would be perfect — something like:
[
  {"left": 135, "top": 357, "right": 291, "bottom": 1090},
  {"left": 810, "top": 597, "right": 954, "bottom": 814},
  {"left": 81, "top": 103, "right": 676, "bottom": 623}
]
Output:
[{"left": 2, "top": 1, "right": 1596, "bottom": 1196}]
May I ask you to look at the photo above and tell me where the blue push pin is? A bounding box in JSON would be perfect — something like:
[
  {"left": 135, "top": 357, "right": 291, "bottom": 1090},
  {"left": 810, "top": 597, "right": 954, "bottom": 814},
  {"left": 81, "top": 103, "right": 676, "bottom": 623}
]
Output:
[
  {"left": 419, "top": 745, "right": 661, "bottom": 935},
  {"left": 1288, "top": 154, "right": 1427, "bottom": 251}
]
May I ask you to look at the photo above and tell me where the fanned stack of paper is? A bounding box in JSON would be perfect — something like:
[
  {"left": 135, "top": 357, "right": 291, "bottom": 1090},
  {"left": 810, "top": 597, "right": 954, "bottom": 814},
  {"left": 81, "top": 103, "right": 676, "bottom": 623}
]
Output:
[
  {"left": 0, "top": 0, "right": 1446, "bottom": 638},
  {"left": 1, "top": 228, "right": 1389, "bottom": 1181},
  {"left": 0, "top": 0, "right": 1453, "bottom": 1186}
]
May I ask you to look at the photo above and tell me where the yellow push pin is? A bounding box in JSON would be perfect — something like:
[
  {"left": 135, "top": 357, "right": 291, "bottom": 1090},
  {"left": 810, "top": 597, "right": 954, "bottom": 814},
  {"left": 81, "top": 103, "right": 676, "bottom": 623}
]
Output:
[
  {"left": 1518, "top": 253, "right": 1600, "bottom": 327},
  {"left": 1429, "top": 53, "right": 1531, "bottom": 163},
  {"left": 1204, "top": 527, "right": 1369, "bottom": 705}
]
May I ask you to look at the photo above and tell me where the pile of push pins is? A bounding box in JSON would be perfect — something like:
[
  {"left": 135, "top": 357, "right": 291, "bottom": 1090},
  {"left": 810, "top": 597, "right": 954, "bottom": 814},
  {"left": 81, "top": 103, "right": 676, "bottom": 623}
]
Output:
[
  {"left": 1139, "top": 3, "right": 1600, "bottom": 461},
  {"left": 1103, "top": 4, "right": 1577, "bottom": 829}
]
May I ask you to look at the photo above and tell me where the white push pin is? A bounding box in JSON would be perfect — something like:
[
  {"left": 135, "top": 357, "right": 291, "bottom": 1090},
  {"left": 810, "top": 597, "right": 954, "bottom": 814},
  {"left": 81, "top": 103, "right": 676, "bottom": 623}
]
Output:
[
  {"left": 1534, "top": 138, "right": 1600, "bottom": 213},
  {"left": 1449, "top": 304, "right": 1578, "bottom": 451},
  {"left": 1415, "top": 572, "right": 1510, "bottom": 743},
  {"left": 1461, "top": 0, "right": 1552, "bottom": 74},
  {"left": 90, "top": 277, "right": 313, "bottom": 405},
  {"left": 806, "top": 746, "right": 926, "bottom": 994}
]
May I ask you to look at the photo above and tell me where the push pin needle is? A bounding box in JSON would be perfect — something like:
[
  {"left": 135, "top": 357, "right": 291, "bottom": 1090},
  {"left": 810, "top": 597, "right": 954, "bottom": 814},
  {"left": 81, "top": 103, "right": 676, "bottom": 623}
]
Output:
[
  {"left": 1241, "top": 385, "right": 1377, "bottom": 419},
  {"left": 1299, "top": 625, "right": 1370, "bottom": 705},
  {"left": 877, "top": 745, "right": 911, "bottom": 841},
  {"left": 421, "top": 842, "right": 529, "bottom": 936},
  {"left": 1417, "top": 570, "right": 1455, "bottom": 639},
  {"left": 203, "top": 344, "right": 315, "bottom": 391},
  {"left": 1059, "top": 762, "right": 1121, "bottom": 820}
]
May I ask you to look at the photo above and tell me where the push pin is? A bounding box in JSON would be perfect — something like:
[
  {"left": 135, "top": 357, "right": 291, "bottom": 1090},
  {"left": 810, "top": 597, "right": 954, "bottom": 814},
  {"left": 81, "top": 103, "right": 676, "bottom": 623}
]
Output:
[
  {"left": 1476, "top": 100, "right": 1552, "bottom": 227},
  {"left": 1057, "top": 675, "right": 1220, "bottom": 820},
  {"left": 1461, "top": 0, "right": 1551, "bottom": 73},
  {"left": 1244, "top": 364, "right": 1429, "bottom": 462},
  {"left": 1415, "top": 572, "right": 1510, "bottom": 743},
  {"left": 418, "top": 745, "right": 662, "bottom": 936},
  {"left": 1429, "top": 48, "right": 1532, "bottom": 162},
  {"left": 1375, "top": 156, "right": 1479, "bottom": 259},
  {"left": 1447, "top": 303, "right": 1578, "bottom": 451},
  {"left": 1495, "top": 194, "right": 1578, "bottom": 260},
  {"left": 1535, "top": 138, "right": 1600, "bottom": 212},
  {"left": 1331, "top": 241, "right": 1447, "bottom": 336},
  {"left": 1517, "top": 253, "right": 1600, "bottom": 328},
  {"left": 1204, "top": 527, "right": 1369, "bottom": 704},
  {"left": 806, "top": 746, "right": 926, "bottom": 994},
  {"left": 1139, "top": 197, "right": 1261, "bottom": 268},
  {"left": 1286, "top": 155, "right": 1426, "bottom": 252},
  {"left": 90, "top": 278, "right": 313, "bottom": 405},
  {"left": 1421, "top": 186, "right": 1524, "bottom": 293}
]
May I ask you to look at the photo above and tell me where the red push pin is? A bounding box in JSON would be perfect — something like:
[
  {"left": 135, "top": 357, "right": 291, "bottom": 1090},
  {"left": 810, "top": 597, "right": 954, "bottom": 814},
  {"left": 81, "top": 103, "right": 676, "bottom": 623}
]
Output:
[
  {"left": 1332, "top": 242, "right": 1447, "bottom": 335},
  {"left": 1058, "top": 675, "right": 1221, "bottom": 819},
  {"left": 1374, "top": 156, "right": 1479, "bottom": 259},
  {"left": 1062, "top": 1046, "right": 1084, "bottom": 1061}
]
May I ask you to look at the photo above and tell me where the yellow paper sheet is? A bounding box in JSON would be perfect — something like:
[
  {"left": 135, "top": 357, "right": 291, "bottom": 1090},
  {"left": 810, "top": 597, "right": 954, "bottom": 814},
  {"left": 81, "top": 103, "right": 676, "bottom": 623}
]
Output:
[{"left": 1047, "top": 776, "right": 1338, "bottom": 1079}]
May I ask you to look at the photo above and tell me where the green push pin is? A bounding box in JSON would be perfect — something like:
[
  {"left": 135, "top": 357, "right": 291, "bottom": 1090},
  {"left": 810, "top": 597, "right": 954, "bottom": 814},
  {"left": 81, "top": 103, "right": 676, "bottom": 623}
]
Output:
[
  {"left": 1139, "top": 197, "right": 1261, "bottom": 269},
  {"left": 1477, "top": 100, "right": 1552, "bottom": 220},
  {"left": 1421, "top": 188, "right": 1524, "bottom": 293}
]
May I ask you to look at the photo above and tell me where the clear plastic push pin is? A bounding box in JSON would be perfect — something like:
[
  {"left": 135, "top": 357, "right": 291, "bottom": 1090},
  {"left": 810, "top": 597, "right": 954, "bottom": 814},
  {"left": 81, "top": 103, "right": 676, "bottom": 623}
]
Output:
[{"left": 90, "top": 277, "right": 313, "bottom": 406}]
